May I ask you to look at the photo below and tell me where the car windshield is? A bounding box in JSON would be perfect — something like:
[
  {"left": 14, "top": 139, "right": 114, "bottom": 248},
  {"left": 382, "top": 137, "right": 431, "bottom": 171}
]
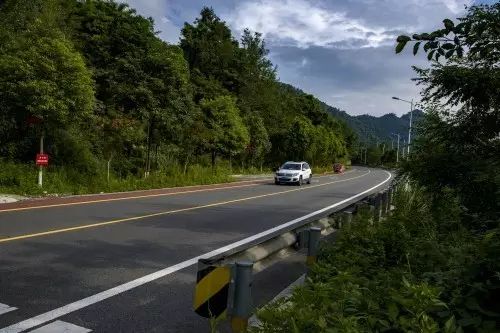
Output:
[{"left": 281, "top": 163, "right": 301, "bottom": 170}]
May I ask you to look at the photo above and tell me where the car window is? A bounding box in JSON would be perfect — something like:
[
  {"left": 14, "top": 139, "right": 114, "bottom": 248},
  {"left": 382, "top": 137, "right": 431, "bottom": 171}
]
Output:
[
  {"left": 281, "top": 163, "right": 301, "bottom": 170},
  {"left": 305, "top": 163, "right": 310, "bottom": 170}
]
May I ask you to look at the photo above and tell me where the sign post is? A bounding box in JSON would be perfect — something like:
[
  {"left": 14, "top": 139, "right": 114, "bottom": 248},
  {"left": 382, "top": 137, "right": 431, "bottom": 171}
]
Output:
[{"left": 36, "top": 134, "right": 48, "bottom": 187}]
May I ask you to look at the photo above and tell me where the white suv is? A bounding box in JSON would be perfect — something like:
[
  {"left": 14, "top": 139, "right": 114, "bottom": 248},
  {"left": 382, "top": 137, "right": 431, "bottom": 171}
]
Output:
[{"left": 274, "top": 161, "right": 312, "bottom": 185}]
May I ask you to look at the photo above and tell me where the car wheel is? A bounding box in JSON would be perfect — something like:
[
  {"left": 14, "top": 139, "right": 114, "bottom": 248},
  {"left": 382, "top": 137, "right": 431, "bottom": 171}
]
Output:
[
  {"left": 307, "top": 174, "right": 312, "bottom": 184},
  {"left": 298, "top": 176, "right": 303, "bottom": 186}
]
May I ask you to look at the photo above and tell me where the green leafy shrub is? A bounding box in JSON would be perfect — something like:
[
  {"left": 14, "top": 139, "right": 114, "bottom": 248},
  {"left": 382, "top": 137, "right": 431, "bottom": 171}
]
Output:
[{"left": 252, "top": 183, "right": 499, "bottom": 332}]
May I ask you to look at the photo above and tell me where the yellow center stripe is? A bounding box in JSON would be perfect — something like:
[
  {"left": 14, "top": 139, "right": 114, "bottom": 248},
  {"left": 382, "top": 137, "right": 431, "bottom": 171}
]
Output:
[
  {"left": 0, "top": 171, "right": 369, "bottom": 244},
  {"left": 193, "top": 266, "right": 231, "bottom": 309}
]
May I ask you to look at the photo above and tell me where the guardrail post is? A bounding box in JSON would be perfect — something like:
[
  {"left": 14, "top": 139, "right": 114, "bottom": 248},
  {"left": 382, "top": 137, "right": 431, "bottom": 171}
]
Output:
[
  {"left": 387, "top": 187, "right": 393, "bottom": 213},
  {"left": 381, "top": 191, "right": 388, "bottom": 217},
  {"left": 231, "top": 261, "right": 254, "bottom": 333},
  {"left": 373, "top": 193, "right": 381, "bottom": 223},
  {"left": 342, "top": 211, "right": 353, "bottom": 227},
  {"left": 306, "top": 227, "right": 321, "bottom": 266}
]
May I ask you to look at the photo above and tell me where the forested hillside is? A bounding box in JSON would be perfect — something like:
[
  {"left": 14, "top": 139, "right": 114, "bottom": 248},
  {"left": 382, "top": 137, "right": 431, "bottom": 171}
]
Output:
[
  {"left": 322, "top": 102, "right": 425, "bottom": 144},
  {"left": 0, "top": 0, "right": 355, "bottom": 194}
]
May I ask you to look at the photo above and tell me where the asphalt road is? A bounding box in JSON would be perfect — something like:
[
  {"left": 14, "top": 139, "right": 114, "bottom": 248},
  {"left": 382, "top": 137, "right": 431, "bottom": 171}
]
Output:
[{"left": 0, "top": 167, "right": 391, "bottom": 332}]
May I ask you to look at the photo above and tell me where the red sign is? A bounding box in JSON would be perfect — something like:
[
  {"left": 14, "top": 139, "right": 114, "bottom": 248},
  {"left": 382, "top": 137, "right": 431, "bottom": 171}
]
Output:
[{"left": 36, "top": 154, "right": 49, "bottom": 166}]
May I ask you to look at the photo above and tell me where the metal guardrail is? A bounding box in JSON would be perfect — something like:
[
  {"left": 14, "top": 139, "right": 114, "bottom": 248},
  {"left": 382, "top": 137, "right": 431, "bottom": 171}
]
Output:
[{"left": 193, "top": 177, "right": 396, "bottom": 332}]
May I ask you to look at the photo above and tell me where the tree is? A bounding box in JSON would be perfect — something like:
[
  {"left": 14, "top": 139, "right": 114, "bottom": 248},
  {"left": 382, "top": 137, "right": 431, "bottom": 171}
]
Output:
[
  {"left": 244, "top": 114, "right": 271, "bottom": 170},
  {"left": 180, "top": 7, "right": 240, "bottom": 100},
  {"left": 0, "top": 0, "right": 95, "bottom": 166},
  {"left": 284, "top": 117, "right": 315, "bottom": 161},
  {"left": 395, "top": 3, "right": 499, "bottom": 221},
  {"left": 68, "top": 0, "right": 194, "bottom": 175},
  {"left": 200, "top": 96, "right": 249, "bottom": 168}
]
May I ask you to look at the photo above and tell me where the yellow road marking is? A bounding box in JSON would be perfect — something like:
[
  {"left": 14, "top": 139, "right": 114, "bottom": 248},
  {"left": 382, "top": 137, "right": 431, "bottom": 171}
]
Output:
[
  {"left": 0, "top": 183, "right": 263, "bottom": 213},
  {"left": 0, "top": 173, "right": 346, "bottom": 213},
  {"left": 0, "top": 171, "right": 370, "bottom": 244}
]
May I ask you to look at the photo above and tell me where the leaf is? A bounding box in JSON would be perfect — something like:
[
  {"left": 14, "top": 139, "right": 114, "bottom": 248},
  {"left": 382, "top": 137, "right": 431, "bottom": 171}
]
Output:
[
  {"left": 457, "top": 47, "right": 463, "bottom": 57},
  {"left": 423, "top": 42, "right": 431, "bottom": 52},
  {"left": 396, "top": 35, "right": 411, "bottom": 43},
  {"left": 436, "top": 52, "right": 441, "bottom": 61},
  {"left": 421, "top": 33, "right": 431, "bottom": 40},
  {"left": 438, "top": 48, "right": 445, "bottom": 56},
  {"left": 444, "top": 316, "right": 457, "bottom": 332},
  {"left": 412, "top": 34, "right": 422, "bottom": 40},
  {"left": 428, "top": 49, "right": 436, "bottom": 60},
  {"left": 453, "top": 22, "right": 465, "bottom": 34},
  {"left": 388, "top": 303, "right": 399, "bottom": 321},
  {"left": 413, "top": 42, "right": 421, "bottom": 55},
  {"left": 445, "top": 49, "right": 455, "bottom": 58},
  {"left": 395, "top": 40, "right": 407, "bottom": 54},
  {"left": 443, "top": 19, "right": 454, "bottom": 31},
  {"left": 442, "top": 43, "right": 455, "bottom": 50}
]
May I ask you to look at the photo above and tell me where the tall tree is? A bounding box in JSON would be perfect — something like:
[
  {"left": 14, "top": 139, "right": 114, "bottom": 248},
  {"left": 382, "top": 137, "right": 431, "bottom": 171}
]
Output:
[
  {"left": 199, "top": 96, "right": 249, "bottom": 168},
  {"left": 396, "top": 3, "right": 500, "bottom": 220},
  {"left": 180, "top": 7, "right": 240, "bottom": 101},
  {"left": 0, "top": 0, "right": 94, "bottom": 166}
]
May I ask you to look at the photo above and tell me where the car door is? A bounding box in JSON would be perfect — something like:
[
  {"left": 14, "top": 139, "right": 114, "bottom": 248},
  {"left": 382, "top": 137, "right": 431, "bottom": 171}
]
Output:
[{"left": 303, "top": 163, "right": 311, "bottom": 178}]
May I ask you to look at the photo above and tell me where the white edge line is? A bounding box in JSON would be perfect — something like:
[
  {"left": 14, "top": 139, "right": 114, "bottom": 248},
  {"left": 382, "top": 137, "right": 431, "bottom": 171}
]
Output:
[
  {"left": 0, "top": 170, "right": 392, "bottom": 333},
  {"left": 0, "top": 303, "right": 17, "bottom": 316},
  {"left": 29, "top": 320, "right": 91, "bottom": 333}
]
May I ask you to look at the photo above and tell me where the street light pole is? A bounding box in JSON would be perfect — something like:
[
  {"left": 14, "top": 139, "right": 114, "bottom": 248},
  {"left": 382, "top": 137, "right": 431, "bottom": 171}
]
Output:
[
  {"left": 408, "top": 99, "right": 413, "bottom": 156},
  {"left": 392, "top": 96, "right": 414, "bottom": 158}
]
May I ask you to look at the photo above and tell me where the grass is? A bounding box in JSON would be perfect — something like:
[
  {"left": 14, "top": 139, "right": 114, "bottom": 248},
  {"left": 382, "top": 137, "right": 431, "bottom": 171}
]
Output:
[
  {"left": 0, "top": 159, "right": 352, "bottom": 197},
  {"left": 0, "top": 160, "right": 233, "bottom": 196}
]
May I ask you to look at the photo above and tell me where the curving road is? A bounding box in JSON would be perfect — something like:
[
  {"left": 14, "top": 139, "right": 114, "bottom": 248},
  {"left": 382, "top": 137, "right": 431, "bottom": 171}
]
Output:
[{"left": 0, "top": 167, "right": 391, "bottom": 332}]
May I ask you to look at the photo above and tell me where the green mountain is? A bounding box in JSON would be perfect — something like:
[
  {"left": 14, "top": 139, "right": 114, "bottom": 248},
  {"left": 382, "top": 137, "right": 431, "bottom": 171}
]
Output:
[{"left": 321, "top": 102, "right": 424, "bottom": 145}]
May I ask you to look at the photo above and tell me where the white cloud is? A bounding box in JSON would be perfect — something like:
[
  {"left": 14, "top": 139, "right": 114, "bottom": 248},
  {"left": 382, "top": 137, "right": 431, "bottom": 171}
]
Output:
[
  {"left": 440, "top": 0, "right": 474, "bottom": 13},
  {"left": 228, "top": 0, "right": 410, "bottom": 49}
]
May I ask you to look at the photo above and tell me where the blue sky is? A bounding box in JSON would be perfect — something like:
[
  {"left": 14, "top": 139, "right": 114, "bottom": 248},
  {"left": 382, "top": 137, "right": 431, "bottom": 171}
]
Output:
[{"left": 121, "top": 0, "right": 489, "bottom": 116}]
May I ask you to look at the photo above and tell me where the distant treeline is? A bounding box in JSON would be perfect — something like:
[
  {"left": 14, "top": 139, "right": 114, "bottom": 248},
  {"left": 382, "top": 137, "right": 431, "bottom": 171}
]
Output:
[{"left": 0, "top": 0, "right": 355, "bottom": 178}]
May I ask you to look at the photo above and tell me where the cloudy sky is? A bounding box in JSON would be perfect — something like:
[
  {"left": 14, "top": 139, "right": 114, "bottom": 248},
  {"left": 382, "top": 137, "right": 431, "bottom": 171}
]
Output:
[{"left": 122, "top": 0, "right": 492, "bottom": 116}]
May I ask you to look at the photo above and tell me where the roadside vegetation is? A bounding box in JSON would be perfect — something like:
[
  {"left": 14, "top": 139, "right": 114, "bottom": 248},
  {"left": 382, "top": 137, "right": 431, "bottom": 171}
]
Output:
[
  {"left": 252, "top": 3, "right": 500, "bottom": 332},
  {"left": 0, "top": 0, "right": 355, "bottom": 196}
]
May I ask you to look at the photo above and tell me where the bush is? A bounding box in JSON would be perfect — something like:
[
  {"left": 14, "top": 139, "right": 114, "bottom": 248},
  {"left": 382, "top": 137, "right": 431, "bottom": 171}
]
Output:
[{"left": 252, "top": 183, "right": 500, "bottom": 332}]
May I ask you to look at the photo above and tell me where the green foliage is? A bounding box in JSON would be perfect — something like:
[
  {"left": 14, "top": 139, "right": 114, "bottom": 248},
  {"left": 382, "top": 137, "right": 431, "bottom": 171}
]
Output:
[
  {"left": 396, "top": 4, "right": 500, "bottom": 222},
  {"left": 396, "top": 4, "right": 500, "bottom": 64},
  {"left": 200, "top": 95, "right": 249, "bottom": 166},
  {"left": 253, "top": 184, "right": 500, "bottom": 332},
  {"left": 0, "top": 1, "right": 354, "bottom": 194}
]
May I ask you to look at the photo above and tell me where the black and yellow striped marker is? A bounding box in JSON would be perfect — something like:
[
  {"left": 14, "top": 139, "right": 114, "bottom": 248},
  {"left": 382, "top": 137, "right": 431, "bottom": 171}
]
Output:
[{"left": 193, "top": 261, "right": 231, "bottom": 319}]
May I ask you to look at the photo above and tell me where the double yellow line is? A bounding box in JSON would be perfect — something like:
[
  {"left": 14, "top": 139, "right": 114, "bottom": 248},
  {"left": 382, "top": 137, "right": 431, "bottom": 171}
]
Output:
[{"left": 0, "top": 171, "right": 369, "bottom": 244}]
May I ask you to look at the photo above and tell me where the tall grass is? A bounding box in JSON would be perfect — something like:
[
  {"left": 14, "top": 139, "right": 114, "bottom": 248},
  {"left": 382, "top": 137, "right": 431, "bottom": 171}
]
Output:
[{"left": 0, "top": 160, "right": 232, "bottom": 196}]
